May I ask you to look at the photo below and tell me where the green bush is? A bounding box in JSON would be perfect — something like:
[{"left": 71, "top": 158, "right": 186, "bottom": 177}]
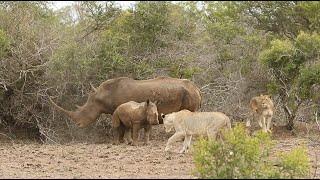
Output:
[
  {"left": 0, "top": 29, "right": 10, "bottom": 58},
  {"left": 192, "top": 124, "right": 311, "bottom": 179},
  {"left": 295, "top": 31, "right": 320, "bottom": 58},
  {"left": 298, "top": 64, "right": 320, "bottom": 100},
  {"left": 125, "top": 1, "right": 170, "bottom": 52},
  {"left": 277, "top": 147, "right": 311, "bottom": 178}
]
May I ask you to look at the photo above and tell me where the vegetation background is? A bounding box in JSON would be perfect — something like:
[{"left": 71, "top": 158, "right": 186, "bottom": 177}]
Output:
[{"left": 0, "top": 1, "right": 319, "bottom": 144}]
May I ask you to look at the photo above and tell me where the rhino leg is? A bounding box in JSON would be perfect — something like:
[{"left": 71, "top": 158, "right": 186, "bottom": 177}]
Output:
[
  {"left": 124, "top": 128, "right": 133, "bottom": 145},
  {"left": 132, "top": 124, "right": 140, "bottom": 146},
  {"left": 112, "top": 127, "right": 120, "bottom": 145},
  {"left": 119, "top": 125, "right": 125, "bottom": 143},
  {"left": 143, "top": 125, "right": 151, "bottom": 145}
]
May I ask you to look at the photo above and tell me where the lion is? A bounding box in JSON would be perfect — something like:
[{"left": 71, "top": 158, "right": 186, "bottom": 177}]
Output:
[
  {"left": 246, "top": 94, "right": 274, "bottom": 133},
  {"left": 162, "top": 110, "right": 231, "bottom": 154}
]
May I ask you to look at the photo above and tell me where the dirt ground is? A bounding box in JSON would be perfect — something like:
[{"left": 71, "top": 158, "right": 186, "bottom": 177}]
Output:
[{"left": 0, "top": 123, "right": 319, "bottom": 179}]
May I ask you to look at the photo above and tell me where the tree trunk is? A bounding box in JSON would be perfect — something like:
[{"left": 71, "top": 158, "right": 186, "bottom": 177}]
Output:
[
  {"left": 282, "top": 104, "right": 296, "bottom": 131},
  {"left": 283, "top": 101, "right": 303, "bottom": 131},
  {"left": 286, "top": 116, "right": 295, "bottom": 131}
]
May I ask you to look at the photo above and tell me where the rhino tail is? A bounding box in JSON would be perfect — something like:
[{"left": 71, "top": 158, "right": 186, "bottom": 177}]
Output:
[{"left": 112, "top": 112, "right": 121, "bottom": 128}]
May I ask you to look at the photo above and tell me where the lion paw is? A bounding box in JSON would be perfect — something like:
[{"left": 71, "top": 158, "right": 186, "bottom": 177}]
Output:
[{"left": 165, "top": 147, "right": 170, "bottom": 152}]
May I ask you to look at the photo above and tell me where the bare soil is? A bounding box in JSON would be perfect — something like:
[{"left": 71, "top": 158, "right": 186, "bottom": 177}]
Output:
[{"left": 0, "top": 123, "right": 319, "bottom": 179}]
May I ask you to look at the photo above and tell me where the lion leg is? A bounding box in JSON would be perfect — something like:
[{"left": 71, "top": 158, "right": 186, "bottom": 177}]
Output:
[
  {"left": 258, "top": 115, "right": 263, "bottom": 128},
  {"left": 246, "top": 119, "right": 251, "bottom": 127},
  {"left": 262, "top": 116, "right": 268, "bottom": 133},
  {"left": 266, "top": 116, "right": 272, "bottom": 133},
  {"left": 179, "top": 135, "right": 192, "bottom": 154},
  {"left": 165, "top": 131, "right": 185, "bottom": 152},
  {"left": 207, "top": 129, "right": 218, "bottom": 141}
]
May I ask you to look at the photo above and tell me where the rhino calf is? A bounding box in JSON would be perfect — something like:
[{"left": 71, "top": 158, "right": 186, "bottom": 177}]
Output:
[
  {"left": 162, "top": 110, "right": 231, "bottom": 153},
  {"left": 112, "top": 100, "right": 159, "bottom": 146}
]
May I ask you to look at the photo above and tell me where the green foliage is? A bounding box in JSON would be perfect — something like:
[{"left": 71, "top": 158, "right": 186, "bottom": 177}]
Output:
[
  {"left": 49, "top": 41, "right": 93, "bottom": 83},
  {"left": 167, "top": 56, "right": 201, "bottom": 79},
  {"left": 296, "top": 2, "right": 320, "bottom": 31},
  {"left": 98, "top": 26, "right": 130, "bottom": 76},
  {"left": 193, "top": 124, "right": 275, "bottom": 179},
  {"left": 260, "top": 31, "right": 320, "bottom": 98},
  {"left": 298, "top": 64, "right": 320, "bottom": 99},
  {"left": 167, "top": 2, "right": 197, "bottom": 41},
  {"left": 204, "top": 2, "right": 245, "bottom": 44},
  {"left": 295, "top": 31, "right": 320, "bottom": 58},
  {"left": 238, "top": 2, "right": 320, "bottom": 38},
  {"left": 266, "top": 81, "right": 280, "bottom": 95},
  {"left": 0, "top": 29, "right": 9, "bottom": 58},
  {"left": 125, "top": 1, "right": 170, "bottom": 52},
  {"left": 169, "top": 65, "right": 201, "bottom": 80},
  {"left": 260, "top": 39, "right": 296, "bottom": 74},
  {"left": 193, "top": 124, "right": 311, "bottom": 179},
  {"left": 277, "top": 146, "right": 311, "bottom": 178}
]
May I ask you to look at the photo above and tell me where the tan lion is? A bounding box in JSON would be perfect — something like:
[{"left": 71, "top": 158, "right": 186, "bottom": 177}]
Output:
[
  {"left": 246, "top": 94, "right": 274, "bottom": 133},
  {"left": 162, "top": 110, "right": 231, "bottom": 154}
]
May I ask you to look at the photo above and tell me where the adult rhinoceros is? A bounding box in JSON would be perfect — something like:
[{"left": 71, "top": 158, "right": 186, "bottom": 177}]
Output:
[{"left": 49, "top": 76, "right": 202, "bottom": 127}]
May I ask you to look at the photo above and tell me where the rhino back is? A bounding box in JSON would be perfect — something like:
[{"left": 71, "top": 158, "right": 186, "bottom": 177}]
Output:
[
  {"left": 115, "top": 101, "right": 146, "bottom": 126},
  {"left": 112, "top": 78, "right": 199, "bottom": 114}
]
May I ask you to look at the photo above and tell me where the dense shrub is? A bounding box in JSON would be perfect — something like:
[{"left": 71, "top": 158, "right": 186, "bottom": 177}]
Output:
[{"left": 193, "top": 124, "right": 310, "bottom": 179}]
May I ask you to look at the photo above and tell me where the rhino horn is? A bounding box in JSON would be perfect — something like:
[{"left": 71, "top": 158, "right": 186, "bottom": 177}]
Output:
[{"left": 49, "top": 97, "right": 75, "bottom": 119}]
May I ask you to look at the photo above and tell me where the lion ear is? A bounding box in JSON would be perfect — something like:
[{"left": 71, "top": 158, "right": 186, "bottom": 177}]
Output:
[{"left": 161, "top": 113, "right": 165, "bottom": 119}]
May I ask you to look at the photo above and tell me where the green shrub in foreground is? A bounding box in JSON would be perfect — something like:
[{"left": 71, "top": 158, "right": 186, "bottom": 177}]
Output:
[{"left": 192, "top": 124, "right": 310, "bottom": 179}]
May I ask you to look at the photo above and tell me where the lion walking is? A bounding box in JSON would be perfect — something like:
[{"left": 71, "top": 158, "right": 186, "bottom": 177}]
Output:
[{"left": 162, "top": 110, "right": 231, "bottom": 153}]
